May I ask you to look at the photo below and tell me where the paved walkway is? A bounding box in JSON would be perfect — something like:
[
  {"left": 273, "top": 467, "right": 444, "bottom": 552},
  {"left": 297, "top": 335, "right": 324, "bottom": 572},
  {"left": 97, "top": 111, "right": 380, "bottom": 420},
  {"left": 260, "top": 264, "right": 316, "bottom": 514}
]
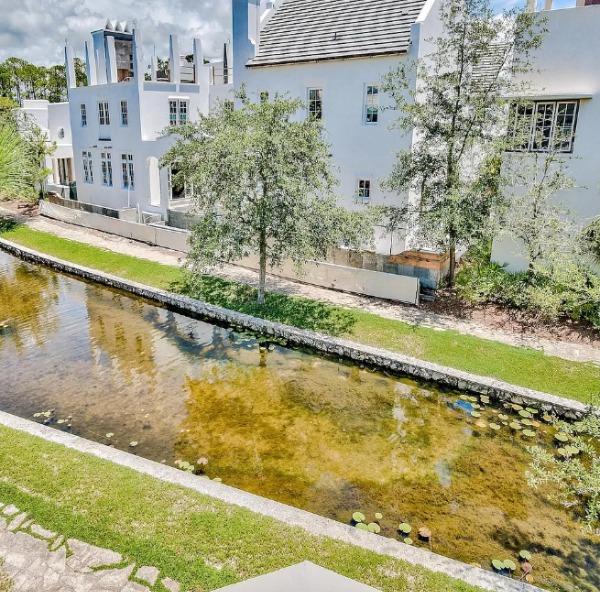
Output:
[
  {"left": 0, "top": 503, "right": 183, "bottom": 592},
  {"left": 3, "top": 207, "right": 599, "bottom": 365}
]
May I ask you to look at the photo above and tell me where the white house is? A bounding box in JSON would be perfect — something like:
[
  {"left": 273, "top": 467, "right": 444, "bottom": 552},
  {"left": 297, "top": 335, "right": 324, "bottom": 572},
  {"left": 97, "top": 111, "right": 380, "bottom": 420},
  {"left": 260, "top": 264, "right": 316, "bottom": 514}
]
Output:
[
  {"left": 16, "top": 99, "right": 75, "bottom": 198},
  {"left": 491, "top": 0, "right": 600, "bottom": 271},
  {"left": 63, "top": 20, "right": 232, "bottom": 222}
]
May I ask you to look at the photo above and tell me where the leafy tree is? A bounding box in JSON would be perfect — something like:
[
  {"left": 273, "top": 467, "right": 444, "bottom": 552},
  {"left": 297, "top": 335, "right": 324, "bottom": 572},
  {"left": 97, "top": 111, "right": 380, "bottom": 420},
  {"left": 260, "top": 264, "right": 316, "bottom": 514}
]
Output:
[
  {"left": 382, "top": 0, "right": 544, "bottom": 286},
  {"left": 163, "top": 91, "right": 375, "bottom": 304},
  {"left": 502, "top": 149, "right": 577, "bottom": 271},
  {"left": 0, "top": 113, "right": 38, "bottom": 201}
]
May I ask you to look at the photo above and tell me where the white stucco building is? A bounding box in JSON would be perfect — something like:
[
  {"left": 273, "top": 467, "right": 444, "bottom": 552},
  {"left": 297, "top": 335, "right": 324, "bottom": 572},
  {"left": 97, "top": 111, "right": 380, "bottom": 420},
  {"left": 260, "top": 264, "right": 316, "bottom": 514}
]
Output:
[
  {"left": 17, "top": 99, "right": 75, "bottom": 197},
  {"left": 491, "top": 0, "right": 600, "bottom": 270},
  {"left": 62, "top": 20, "right": 232, "bottom": 222}
]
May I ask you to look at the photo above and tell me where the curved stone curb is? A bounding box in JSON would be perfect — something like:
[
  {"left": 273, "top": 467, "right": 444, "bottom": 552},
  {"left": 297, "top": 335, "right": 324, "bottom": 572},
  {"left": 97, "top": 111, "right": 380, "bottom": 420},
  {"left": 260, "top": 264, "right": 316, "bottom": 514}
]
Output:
[
  {"left": 0, "top": 410, "right": 541, "bottom": 592},
  {"left": 0, "top": 237, "right": 591, "bottom": 420}
]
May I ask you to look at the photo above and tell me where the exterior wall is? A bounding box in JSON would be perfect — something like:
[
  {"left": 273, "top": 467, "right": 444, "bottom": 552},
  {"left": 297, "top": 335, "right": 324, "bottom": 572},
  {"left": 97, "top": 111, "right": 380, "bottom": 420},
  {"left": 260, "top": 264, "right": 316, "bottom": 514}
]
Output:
[
  {"left": 236, "top": 56, "right": 412, "bottom": 254},
  {"left": 492, "top": 4, "right": 600, "bottom": 271}
]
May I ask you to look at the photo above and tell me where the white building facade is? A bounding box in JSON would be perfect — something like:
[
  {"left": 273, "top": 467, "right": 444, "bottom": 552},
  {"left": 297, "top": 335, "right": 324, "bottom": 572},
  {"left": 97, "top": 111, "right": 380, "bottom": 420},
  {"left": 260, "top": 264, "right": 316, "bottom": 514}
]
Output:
[
  {"left": 64, "top": 21, "right": 231, "bottom": 222},
  {"left": 491, "top": 1, "right": 600, "bottom": 271}
]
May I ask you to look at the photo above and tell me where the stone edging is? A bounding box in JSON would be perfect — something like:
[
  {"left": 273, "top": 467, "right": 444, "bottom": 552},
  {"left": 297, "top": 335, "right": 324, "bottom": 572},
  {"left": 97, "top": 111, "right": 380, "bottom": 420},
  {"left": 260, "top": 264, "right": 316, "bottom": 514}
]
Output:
[
  {"left": 0, "top": 237, "right": 590, "bottom": 419},
  {"left": 0, "top": 410, "right": 541, "bottom": 592}
]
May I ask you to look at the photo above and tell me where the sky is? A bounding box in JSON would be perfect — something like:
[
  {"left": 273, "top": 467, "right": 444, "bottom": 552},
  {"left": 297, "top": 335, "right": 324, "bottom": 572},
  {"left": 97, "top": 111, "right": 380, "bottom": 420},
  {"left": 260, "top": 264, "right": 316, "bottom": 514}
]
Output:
[{"left": 0, "top": 0, "right": 580, "bottom": 68}]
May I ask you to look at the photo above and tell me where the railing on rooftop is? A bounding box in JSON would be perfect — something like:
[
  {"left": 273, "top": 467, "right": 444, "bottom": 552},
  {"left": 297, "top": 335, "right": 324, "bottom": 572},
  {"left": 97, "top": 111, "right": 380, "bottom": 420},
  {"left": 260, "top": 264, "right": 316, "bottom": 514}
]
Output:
[{"left": 211, "top": 67, "right": 233, "bottom": 86}]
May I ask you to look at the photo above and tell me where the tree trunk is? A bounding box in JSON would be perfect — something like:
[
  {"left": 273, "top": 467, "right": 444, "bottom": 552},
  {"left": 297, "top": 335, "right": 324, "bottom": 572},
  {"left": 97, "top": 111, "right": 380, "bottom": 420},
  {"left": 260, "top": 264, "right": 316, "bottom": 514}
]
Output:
[
  {"left": 257, "top": 230, "right": 267, "bottom": 305},
  {"left": 448, "top": 242, "right": 457, "bottom": 288}
]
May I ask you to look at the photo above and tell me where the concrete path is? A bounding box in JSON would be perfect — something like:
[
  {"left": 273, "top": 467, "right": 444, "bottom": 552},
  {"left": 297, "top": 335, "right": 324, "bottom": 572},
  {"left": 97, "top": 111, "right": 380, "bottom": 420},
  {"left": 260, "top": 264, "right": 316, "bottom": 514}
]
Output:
[
  {"left": 5, "top": 209, "right": 600, "bottom": 365},
  {"left": 0, "top": 503, "right": 182, "bottom": 592}
]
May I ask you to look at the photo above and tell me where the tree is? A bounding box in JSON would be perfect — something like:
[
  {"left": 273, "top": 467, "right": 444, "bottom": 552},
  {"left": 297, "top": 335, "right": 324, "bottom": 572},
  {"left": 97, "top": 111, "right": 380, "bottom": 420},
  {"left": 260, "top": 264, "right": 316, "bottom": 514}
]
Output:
[
  {"left": 502, "top": 148, "right": 577, "bottom": 271},
  {"left": 382, "top": 0, "right": 544, "bottom": 286},
  {"left": 163, "top": 91, "right": 375, "bottom": 304},
  {"left": 0, "top": 113, "right": 38, "bottom": 201}
]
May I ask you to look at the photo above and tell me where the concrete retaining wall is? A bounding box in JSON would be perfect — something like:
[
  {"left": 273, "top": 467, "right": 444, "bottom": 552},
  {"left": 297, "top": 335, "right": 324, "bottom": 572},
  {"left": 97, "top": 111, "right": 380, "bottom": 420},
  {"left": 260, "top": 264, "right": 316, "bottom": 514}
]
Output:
[
  {"left": 40, "top": 200, "right": 189, "bottom": 252},
  {"left": 39, "top": 201, "right": 420, "bottom": 305},
  {"left": 0, "top": 238, "right": 588, "bottom": 420}
]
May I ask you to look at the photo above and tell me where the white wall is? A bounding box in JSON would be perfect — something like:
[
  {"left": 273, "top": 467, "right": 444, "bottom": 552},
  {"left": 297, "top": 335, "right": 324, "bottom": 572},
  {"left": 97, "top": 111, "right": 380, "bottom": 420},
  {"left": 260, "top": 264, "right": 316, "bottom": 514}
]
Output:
[{"left": 492, "top": 5, "right": 600, "bottom": 270}]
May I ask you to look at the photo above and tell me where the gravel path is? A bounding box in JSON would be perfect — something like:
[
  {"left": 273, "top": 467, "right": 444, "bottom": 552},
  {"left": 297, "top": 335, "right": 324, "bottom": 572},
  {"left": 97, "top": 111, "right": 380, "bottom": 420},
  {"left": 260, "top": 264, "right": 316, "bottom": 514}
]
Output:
[{"left": 9, "top": 211, "right": 600, "bottom": 365}]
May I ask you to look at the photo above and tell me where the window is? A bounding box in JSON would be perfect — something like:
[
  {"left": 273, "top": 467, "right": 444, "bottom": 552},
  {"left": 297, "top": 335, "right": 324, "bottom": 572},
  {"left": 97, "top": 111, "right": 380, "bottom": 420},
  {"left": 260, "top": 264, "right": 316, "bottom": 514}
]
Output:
[
  {"left": 308, "top": 88, "right": 323, "bottom": 120},
  {"left": 356, "top": 179, "right": 371, "bottom": 204},
  {"left": 364, "top": 85, "right": 379, "bottom": 124},
  {"left": 82, "top": 151, "right": 93, "bottom": 184},
  {"left": 120, "top": 101, "right": 128, "bottom": 126},
  {"left": 121, "top": 154, "right": 134, "bottom": 189},
  {"left": 101, "top": 152, "right": 113, "bottom": 187},
  {"left": 169, "top": 166, "right": 194, "bottom": 200},
  {"left": 507, "top": 100, "right": 579, "bottom": 153},
  {"left": 80, "top": 104, "right": 87, "bottom": 127},
  {"left": 169, "top": 100, "right": 188, "bottom": 126},
  {"left": 98, "top": 101, "right": 110, "bottom": 125}
]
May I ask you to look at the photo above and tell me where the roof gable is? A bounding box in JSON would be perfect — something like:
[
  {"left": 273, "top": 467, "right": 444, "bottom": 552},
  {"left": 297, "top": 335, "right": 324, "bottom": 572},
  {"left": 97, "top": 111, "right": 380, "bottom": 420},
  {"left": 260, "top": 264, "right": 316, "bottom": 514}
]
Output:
[{"left": 247, "top": 0, "right": 428, "bottom": 68}]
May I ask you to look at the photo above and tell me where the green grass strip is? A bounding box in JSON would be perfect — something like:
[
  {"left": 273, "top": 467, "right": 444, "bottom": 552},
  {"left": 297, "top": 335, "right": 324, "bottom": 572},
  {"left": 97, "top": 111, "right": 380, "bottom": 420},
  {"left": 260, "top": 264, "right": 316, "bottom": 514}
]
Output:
[
  {"left": 2, "top": 225, "right": 599, "bottom": 403},
  {"left": 0, "top": 425, "right": 483, "bottom": 592}
]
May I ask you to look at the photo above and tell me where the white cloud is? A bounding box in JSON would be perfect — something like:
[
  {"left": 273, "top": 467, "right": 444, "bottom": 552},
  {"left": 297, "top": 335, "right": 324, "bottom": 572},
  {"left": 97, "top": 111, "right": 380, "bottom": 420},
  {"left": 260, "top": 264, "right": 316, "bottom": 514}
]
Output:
[{"left": 0, "top": 0, "right": 231, "bottom": 66}]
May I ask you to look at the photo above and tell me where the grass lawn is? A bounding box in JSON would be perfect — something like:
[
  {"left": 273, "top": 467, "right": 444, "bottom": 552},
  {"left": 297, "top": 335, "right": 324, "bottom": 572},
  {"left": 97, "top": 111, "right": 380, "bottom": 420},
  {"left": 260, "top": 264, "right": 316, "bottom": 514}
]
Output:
[
  {"left": 0, "top": 425, "right": 483, "bottom": 592},
  {"left": 1, "top": 224, "right": 599, "bottom": 404}
]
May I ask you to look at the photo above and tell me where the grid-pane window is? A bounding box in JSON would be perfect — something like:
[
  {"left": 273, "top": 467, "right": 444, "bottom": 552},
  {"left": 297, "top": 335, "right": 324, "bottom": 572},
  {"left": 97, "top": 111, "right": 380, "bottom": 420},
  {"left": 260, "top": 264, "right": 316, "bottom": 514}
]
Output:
[
  {"left": 365, "top": 85, "right": 379, "bottom": 124},
  {"left": 101, "top": 152, "right": 113, "bottom": 186},
  {"left": 121, "top": 154, "right": 134, "bottom": 189},
  {"left": 98, "top": 101, "right": 110, "bottom": 125},
  {"left": 82, "top": 151, "right": 93, "bottom": 184},
  {"left": 179, "top": 101, "right": 188, "bottom": 124},
  {"left": 507, "top": 100, "right": 579, "bottom": 153},
  {"left": 169, "top": 100, "right": 178, "bottom": 126},
  {"left": 80, "top": 104, "right": 87, "bottom": 127},
  {"left": 120, "top": 101, "right": 128, "bottom": 126},
  {"left": 308, "top": 88, "right": 323, "bottom": 120},
  {"left": 357, "top": 179, "right": 371, "bottom": 203}
]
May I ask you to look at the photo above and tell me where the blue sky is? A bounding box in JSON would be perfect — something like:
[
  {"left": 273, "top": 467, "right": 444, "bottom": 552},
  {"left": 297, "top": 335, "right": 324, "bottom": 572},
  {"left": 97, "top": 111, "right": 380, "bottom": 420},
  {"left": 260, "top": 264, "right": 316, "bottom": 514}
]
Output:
[{"left": 0, "top": 0, "right": 581, "bottom": 67}]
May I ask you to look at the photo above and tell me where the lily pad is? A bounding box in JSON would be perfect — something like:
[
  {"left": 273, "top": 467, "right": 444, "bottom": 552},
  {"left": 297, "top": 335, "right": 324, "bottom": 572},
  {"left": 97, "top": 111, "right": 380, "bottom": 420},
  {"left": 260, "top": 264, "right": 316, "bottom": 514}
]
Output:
[
  {"left": 522, "top": 430, "right": 536, "bottom": 438},
  {"left": 374, "top": 513, "right": 383, "bottom": 521},
  {"left": 498, "top": 414, "right": 509, "bottom": 421},
  {"left": 356, "top": 523, "right": 369, "bottom": 531},
  {"left": 542, "top": 414, "right": 553, "bottom": 423},
  {"left": 525, "top": 407, "right": 539, "bottom": 415},
  {"left": 504, "top": 560, "right": 516, "bottom": 571},
  {"left": 512, "top": 404, "right": 523, "bottom": 411},
  {"left": 555, "top": 432, "right": 570, "bottom": 443},
  {"left": 519, "top": 410, "right": 532, "bottom": 419},
  {"left": 403, "top": 537, "right": 413, "bottom": 545},
  {"left": 475, "top": 420, "right": 487, "bottom": 428},
  {"left": 491, "top": 559, "right": 504, "bottom": 571},
  {"left": 510, "top": 422, "right": 522, "bottom": 430},
  {"left": 519, "top": 550, "right": 532, "bottom": 560},
  {"left": 521, "top": 419, "right": 533, "bottom": 426},
  {"left": 480, "top": 396, "right": 490, "bottom": 404},
  {"left": 129, "top": 441, "right": 138, "bottom": 447},
  {"left": 470, "top": 411, "right": 481, "bottom": 418},
  {"left": 489, "top": 423, "right": 501, "bottom": 431},
  {"left": 367, "top": 522, "right": 381, "bottom": 533},
  {"left": 565, "top": 445, "right": 580, "bottom": 456},
  {"left": 352, "top": 512, "right": 366, "bottom": 523},
  {"left": 106, "top": 432, "right": 114, "bottom": 438},
  {"left": 398, "top": 523, "right": 412, "bottom": 534}
]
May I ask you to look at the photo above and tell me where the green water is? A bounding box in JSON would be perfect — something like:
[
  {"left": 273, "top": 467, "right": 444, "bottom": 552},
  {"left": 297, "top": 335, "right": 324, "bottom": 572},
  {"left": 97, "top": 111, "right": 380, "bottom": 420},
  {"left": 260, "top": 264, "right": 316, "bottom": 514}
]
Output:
[{"left": 0, "top": 251, "right": 597, "bottom": 591}]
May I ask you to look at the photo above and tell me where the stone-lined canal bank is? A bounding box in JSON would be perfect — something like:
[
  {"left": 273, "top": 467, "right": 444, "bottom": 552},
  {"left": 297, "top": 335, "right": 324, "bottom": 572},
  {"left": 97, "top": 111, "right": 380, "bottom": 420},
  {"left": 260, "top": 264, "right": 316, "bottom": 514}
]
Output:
[{"left": 0, "top": 237, "right": 588, "bottom": 420}]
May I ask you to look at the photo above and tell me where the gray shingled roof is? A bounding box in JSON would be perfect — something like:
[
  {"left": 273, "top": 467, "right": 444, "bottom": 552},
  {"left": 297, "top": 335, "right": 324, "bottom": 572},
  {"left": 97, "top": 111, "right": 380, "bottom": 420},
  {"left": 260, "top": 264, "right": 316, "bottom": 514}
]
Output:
[{"left": 247, "top": 0, "right": 428, "bottom": 68}]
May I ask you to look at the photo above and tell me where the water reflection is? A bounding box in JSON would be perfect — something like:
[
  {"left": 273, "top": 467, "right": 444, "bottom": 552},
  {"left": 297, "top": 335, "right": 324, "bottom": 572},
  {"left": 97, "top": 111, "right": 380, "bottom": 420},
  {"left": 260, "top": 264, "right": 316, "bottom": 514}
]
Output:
[{"left": 0, "top": 251, "right": 598, "bottom": 592}]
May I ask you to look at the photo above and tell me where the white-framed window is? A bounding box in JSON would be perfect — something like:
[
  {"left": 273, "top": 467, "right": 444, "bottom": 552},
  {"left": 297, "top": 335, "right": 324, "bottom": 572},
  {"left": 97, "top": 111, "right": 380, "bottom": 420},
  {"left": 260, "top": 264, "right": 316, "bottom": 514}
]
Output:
[
  {"left": 82, "top": 151, "right": 93, "bottom": 184},
  {"left": 364, "top": 85, "right": 379, "bottom": 124},
  {"left": 98, "top": 101, "right": 110, "bottom": 125},
  {"left": 169, "top": 100, "right": 188, "bottom": 126},
  {"left": 308, "top": 88, "right": 323, "bottom": 120},
  {"left": 121, "top": 153, "right": 134, "bottom": 189},
  {"left": 507, "top": 100, "right": 579, "bottom": 153},
  {"left": 101, "top": 152, "right": 113, "bottom": 187},
  {"left": 80, "top": 104, "right": 87, "bottom": 127},
  {"left": 120, "top": 100, "right": 128, "bottom": 126},
  {"left": 356, "top": 179, "right": 371, "bottom": 204}
]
